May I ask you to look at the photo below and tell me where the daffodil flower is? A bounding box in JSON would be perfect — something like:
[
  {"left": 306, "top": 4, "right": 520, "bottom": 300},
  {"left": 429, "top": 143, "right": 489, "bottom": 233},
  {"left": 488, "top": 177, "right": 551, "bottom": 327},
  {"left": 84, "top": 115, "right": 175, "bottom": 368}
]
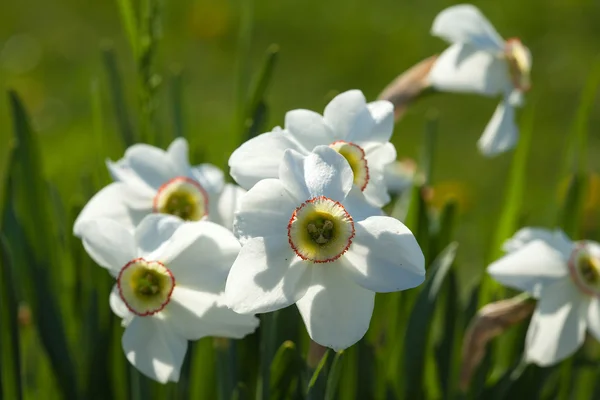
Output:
[
  {"left": 78, "top": 214, "right": 259, "bottom": 383},
  {"left": 73, "top": 137, "right": 245, "bottom": 235},
  {"left": 429, "top": 4, "right": 532, "bottom": 156},
  {"left": 488, "top": 227, "right": 600, "bottom": 366},
  {"left": 229, "top": 90, "right": 398, "bottom": 207},
  {"left": 225, "top": 146, "right": 425, "bottom": 350}
]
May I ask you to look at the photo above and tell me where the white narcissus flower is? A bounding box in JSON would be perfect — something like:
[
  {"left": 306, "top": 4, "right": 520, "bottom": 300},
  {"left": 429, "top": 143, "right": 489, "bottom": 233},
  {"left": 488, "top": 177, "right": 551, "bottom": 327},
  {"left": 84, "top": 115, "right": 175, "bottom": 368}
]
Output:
[
  {"left": 383, "top": 159, "right": 417, "bottom": 195},
  {"left": 229, "top": 90, "right": 398, "bottom": 207},
  {"left": 78, "top": 214, "right": 259, "bottom": 383},
  {"left": 428, "top": 4, "right": 532, "bottom": 157},
  {"left": 73, "top": 137, "right": 245, "bottom": 235},
  {"left": 225, "top": 146, "right": 425, "bottom": 350},
  {"left": 488, "top": 227, "right": 600, "bottom": 366}
]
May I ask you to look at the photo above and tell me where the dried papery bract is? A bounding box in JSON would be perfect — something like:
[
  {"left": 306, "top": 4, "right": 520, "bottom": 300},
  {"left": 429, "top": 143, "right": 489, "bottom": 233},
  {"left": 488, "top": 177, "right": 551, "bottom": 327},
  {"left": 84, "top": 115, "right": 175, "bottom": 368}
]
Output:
[
  {"left": 377, "top": 55, "right": 438, "bottom": 121},
  {"left": 459, "top": 294, "right": 535, "bottom": 391}
]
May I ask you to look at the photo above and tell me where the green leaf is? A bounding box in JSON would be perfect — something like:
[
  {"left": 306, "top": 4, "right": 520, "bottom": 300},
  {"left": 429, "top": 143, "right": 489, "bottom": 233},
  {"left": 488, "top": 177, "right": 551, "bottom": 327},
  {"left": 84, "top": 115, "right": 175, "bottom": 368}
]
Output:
[
  {"left": 214, "top": 338, "right": 238, "bottom": 400},
  {"left": 0, "top": 234, "right": 23, "bottom": 400},
  {"left": 402, "top": 242, "right": 459, "bottom": 399},
  {"left": 101, "top": 46, "right": 137, "bottom": 148},
  {"left": 307, "top": 348, "right": 330, "bottom": 399},
  {"left": 257, "top": 311, "right": 279, "bottom": 400},
  {"left": 270, "top": 340, "right": 301, "bottom": 400},
  {"left": 169, "top": 68, "right": 185, "bottom": 140},
  {"left": 324, "top": 351, "right": 345, "bottom": 400},
  {"left": 234, "top": 0, "right": 254, "bottom": 135},
  {"left": 115, "top": 0, "right": 139, "bottom": 57}
]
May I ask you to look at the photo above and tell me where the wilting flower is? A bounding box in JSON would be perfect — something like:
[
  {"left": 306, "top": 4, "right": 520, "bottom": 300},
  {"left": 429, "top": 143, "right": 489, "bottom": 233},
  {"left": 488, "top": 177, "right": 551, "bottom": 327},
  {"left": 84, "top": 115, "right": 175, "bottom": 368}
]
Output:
[
  {"left": 229, "top": 90, "right": 397, "bottom": 207},
  {"left": 78, "top": 214, "right": 259, "bottom": 382},
  {"left": 487, "top": 227, "right": 600, "bottom": 366},
  {"left": 225, "top": 146, "right": 425, "bottom": 350},
  {"left": 73, "top": 137, "right": 244, "bottom": 236},
  {"left": 429, "top": 4, "right": 532, "bottom": 156}
]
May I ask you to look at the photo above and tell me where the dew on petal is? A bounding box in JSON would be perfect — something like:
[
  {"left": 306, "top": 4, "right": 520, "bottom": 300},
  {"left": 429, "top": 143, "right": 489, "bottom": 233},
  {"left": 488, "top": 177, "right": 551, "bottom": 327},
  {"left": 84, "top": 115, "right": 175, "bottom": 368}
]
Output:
[
  {"left": 287, "top": 196, "right": 355, "bottom": 263},
  {"left": 153, "top": 177, "right": 209, "bottom": 221},
  {"left": 118, "top": 258, "right": 176, "bottom": 316}
]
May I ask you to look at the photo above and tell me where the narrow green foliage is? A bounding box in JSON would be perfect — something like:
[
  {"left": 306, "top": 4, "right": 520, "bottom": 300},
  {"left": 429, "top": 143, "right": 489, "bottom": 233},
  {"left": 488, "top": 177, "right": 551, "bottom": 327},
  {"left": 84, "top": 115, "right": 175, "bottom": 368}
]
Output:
[
  {"left": 115, "top": 0, "right": 139, "bottom": 57},
  {"left": 243, "top": 45, "right": 279, "bottom": 140},
  {"left": 101, "top": 47, "right": 138, "bottom": 147},
  {"left": 479, "top": 106, "right": 535, "bottom": 309},
  {"left": 0, "top": 234, "right": 23, "bottom": 400},
  {"left": 270, "top": 340, "right": 302, "bottom": 400},
  {"left": 307, "top": 349, "right": 331, "bottom": 399},
  {"left": 402, "top": 242, "right": 459, "bottom": 399},
  {"left": 235, "top": 0, "right": 254, "bottom": 135},
  {"left": 324, "top": 351, "right": 345, "bottom": 400},
  {"left": 214, "top": 339, "right": 238, "bottom": 400},
  {"left": 258, "top": 311, "right": 279, "bottom": 400},
  {"left": 421, "top": 113, "right": 438, "bottom": 185},
  {"left": 169, "top": 68, "right": 185, "bottom": 140}
]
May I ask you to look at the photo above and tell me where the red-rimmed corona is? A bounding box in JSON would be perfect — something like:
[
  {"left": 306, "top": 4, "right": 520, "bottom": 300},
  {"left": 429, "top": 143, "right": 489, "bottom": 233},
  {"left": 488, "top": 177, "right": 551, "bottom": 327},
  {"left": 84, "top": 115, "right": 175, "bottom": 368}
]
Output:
[
  {"left": 329, "top": 141, "right": 369, "bottom": 191},
  {"left": 287, "top": 196, "right": 355, "bottom": 263},
  {"left": 117, "top": 258, "right": 176, "bottom": 316},
  {"left": 153, "top": 177, "right": 209, "bottom": 221},
  {"left": 568, "top": 242, "right": 600, "bottom": 298},
  {"left": 504, "top": 37, "right": 532, "bottom": 92}
]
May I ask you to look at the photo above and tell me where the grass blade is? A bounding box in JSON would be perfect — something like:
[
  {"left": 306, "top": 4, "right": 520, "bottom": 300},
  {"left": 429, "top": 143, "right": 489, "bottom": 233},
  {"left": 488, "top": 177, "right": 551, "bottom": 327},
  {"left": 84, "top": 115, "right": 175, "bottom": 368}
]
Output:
[
  {"left": 115, "top": 0, "right": 139, "bottom": 57},
  {"left": 324, "top": 351, "right": 345, "bottom": 400},
  {"left": 101, "top": 46, "right": 137, "bottom": 147},
  {"left": 402, "top": 242, "right": 459, "bottom": 399},
  {"left": 270, "top": 340, "right": 301, "bottom": 400},
  {"left": 0, "top": 234, "right": 23, "bottom": 400}
]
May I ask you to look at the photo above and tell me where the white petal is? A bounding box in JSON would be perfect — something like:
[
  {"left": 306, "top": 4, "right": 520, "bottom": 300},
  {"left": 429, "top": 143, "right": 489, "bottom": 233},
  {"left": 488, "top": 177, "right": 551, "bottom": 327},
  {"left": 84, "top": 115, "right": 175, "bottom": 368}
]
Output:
[
  {"left": 106, "top": 159, "right": 157, "bottom": 195},
  {"left": 477, "top": 100, "right": 519, "bottom": 157},
  {"left": 191, "top": 164, "right": 225, "bottom": 196},
  {"left": 429, "top": 43, "right": 511, "bottom": 96},
  {"left": 503, "top": 227, "right": 573, "bottom": 258},
  {"left": 296, "top": 262, "right": 375, "bottom": 350},
  {"left": 110, "top": 284, "right": 134, "bottom": 326},
  {"left": 364, "top": 142, "right": 397, "bottom": 168},
  {"left": 341, "top": 187, "right": 383, "bottom": 222},
  {"left": 487, "top": 240, "right": 569, "bottom": 297},
  {"left": 280, "top": 146, "right": 354, "bottom": 202},
  {"left": 383, "top": 161, "right": 415, "bottom": 194},
  {"left": 228, "top": 131, "right": 305, "bottom": 190},
  {"left": 365, "top": 101, "right": 395, "bottom": 143},
  {"left": 78, "top": 219, "right": 137, "bottom": 276},
  {"left": 225, "top": 236, "right": 311, "bottom": 314},
  {"left": 73, "top": 183, "right": 153, "bottom": 236},
  {"left": 166, "top": 137, "right": 192, "bottom": 175},
  {"left": 233, "top": 179, "right": 297, "bottom": 243},
  {"left": 167, "top": 288, "right": 259, "bottom": 340},
  {"left": 362, "top": 167, "right": 391, "bottom": 207},
  {"left": 134, "top": 214, "right": 184, "bottom": 257},
  {"left": 167, "top": 221, "right": 241, "bottom": 294},
  {"left": 213, "top": 183, "right": 246, "bottom": 231},
  {"left": 123, "top": 144, "right": 179, "bottom": 191},
  {"left": 342, "top": 216, "right": 425, "bottom": 292},
  {"left": 431, "top": 4, "right": 505, "bottom": 52},
  {"left": 525, "top": 279, "right": 587, "bottom": 366},
  {"left": 285, "top": 109, "right": 335, "bottom": 150},
  {"left": 122, "top": 316, "right": 187, "bottom": 383},
  {"left": 323, "top": 90, "right": 376, "bottom": 142},
  {"left": 586, "top": 298, "right": 600, "bottom": 341}
]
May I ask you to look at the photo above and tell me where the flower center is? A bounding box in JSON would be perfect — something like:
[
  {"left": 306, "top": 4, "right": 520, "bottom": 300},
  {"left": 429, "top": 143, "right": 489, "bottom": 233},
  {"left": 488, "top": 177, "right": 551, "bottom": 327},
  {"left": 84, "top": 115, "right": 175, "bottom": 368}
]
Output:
[
  {"left": 117, "top": 258, "right": 175, "bottom": 316},
  {"left": 568, "top": 243, "right": 600, "bottom": 297},
  {"left": 329, "top": 141, "right": 369, "bottom": 191},
  {"left": 504, "top": 38, "right": 531, "bottom": 92},
  {"left": 153, "top": 177, "right": 208, "bottom": 221},
  {"left": 287, "top": 196, "right": 355, "bottom": 263}
]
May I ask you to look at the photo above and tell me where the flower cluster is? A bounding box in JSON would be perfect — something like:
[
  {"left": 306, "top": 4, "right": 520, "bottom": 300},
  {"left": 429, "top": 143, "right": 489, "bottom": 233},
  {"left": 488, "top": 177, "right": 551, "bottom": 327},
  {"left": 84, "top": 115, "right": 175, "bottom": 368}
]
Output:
[
  {"left": 74, "top": 89, "right": 426, "bottom": 381},
  {"left": 72, "top": 3, "right": 589, "bottom": 384}
]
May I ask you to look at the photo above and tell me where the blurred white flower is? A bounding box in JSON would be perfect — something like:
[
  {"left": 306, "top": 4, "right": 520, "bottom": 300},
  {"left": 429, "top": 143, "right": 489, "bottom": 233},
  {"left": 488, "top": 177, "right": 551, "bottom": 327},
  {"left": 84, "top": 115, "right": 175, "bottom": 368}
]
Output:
[
  {"left": 383, "top": 159, "right": 417, "bottom": 194},
  {"left": 488, "top": 227, "right": 600, "bottom": 366},
  {"left": 429, "top": 4, "right": 532, "bottom": 157},
  {"left": 73, "top": 137, "right": 244, "bottom": 235},
  {"left": 225, "top": 146, "right": 425, "bottom": 350},
  {"left": 229, "top": 90, "right": 398, "bottom": 207},
  {"left": 78, "top": 214, "right": 259, "bottom": 383}
]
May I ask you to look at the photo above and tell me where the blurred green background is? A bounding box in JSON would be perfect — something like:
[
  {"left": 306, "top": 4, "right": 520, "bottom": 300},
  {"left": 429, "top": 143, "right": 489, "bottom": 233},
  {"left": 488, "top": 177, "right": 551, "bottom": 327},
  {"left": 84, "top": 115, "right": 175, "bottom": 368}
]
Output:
[{"left": 1, "top": 0, "right": 600, "bottom": 294}]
